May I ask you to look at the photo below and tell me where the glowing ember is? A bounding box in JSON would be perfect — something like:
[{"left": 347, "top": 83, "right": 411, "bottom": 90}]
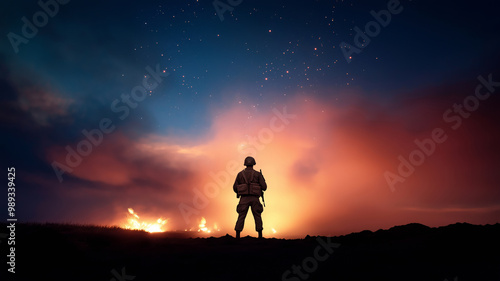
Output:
[{"left": 122, "top": 208, "right": 168, "bottom": 233}]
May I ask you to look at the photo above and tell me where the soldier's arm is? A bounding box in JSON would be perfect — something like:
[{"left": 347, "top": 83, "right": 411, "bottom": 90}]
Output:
[
  {"left": 233, "top": 174, "right": 239, "bottom": 193},
  {"left": 259, "top": 172, "right": 267, "bottom": 191}
]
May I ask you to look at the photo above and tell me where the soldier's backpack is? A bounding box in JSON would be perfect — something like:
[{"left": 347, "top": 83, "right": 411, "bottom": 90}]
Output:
[{"left": 236, "top": 170, "right": 262, "bottom": 196}]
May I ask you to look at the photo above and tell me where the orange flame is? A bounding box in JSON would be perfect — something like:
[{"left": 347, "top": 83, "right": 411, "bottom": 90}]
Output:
[
  {"left": 122, "top": 208, "right": 168, "bottom": 233},
  {"left": 197, "top": 217, "right": 220, "bottom": 233},
  {"left": 198, "top": 217, "right": 209, "bottom": 233}
]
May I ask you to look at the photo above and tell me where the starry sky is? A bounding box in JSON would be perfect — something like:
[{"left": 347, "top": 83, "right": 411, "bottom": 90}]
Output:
[{"left": 1, "top": 0, "right": 500, "bottom": 237}]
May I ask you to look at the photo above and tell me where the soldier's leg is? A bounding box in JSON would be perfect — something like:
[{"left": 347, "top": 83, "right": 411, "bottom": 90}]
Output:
[
  {"left": 234, "top": 197, "right": 250, "bottom": 231},
  {"left": 250, "top": 197, "right": 264, "bottom": 232}
]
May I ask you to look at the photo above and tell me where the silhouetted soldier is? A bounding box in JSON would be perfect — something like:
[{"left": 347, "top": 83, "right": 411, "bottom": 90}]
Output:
[{"left": 233, "top": 156, "right": 267, "bottom": 238}]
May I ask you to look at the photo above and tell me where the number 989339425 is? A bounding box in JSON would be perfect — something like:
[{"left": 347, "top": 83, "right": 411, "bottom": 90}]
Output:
[{"left": 7, "top": 167, "right": 16, "bottom": 218}]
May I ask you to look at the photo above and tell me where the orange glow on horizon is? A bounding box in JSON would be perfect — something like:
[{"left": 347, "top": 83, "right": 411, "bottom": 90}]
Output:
[{"left": 49, "top": 94, "right": 500, "bottom": 238}]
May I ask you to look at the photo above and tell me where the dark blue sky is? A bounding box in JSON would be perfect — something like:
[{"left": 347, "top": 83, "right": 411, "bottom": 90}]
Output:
[
  {"left": 3, "top": 0, "right": 499, "bottom": 137},
  {"left": 1, "top": 0, "right": 500, "bottom": 233}
]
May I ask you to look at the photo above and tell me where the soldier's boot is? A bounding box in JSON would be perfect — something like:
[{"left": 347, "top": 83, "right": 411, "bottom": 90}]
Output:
[
  {"left": 236, "top": 231, "right": 241, "bottom": 239},
  {"left": 258, "top": 230, "right": 263, "bottom": 239}
]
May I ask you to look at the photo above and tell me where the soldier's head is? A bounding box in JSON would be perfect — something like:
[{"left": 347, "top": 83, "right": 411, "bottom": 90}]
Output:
[{"left": 244, "top": 156, "right": 256, "bottom": 167}]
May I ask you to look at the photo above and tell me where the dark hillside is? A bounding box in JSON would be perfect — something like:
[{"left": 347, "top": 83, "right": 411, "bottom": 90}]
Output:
[{"left": 1, "top": 222, "right": 499, "bottom": 281}]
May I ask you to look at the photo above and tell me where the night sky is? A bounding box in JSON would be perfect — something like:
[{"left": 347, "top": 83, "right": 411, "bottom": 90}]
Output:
[{"left": 1, "top": 0, "right": 500, "bottom": 237}]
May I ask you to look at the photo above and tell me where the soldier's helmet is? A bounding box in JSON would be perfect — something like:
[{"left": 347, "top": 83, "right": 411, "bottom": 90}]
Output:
[{"left": 244, "top": 156, "right": 256, "bottom": 166}]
